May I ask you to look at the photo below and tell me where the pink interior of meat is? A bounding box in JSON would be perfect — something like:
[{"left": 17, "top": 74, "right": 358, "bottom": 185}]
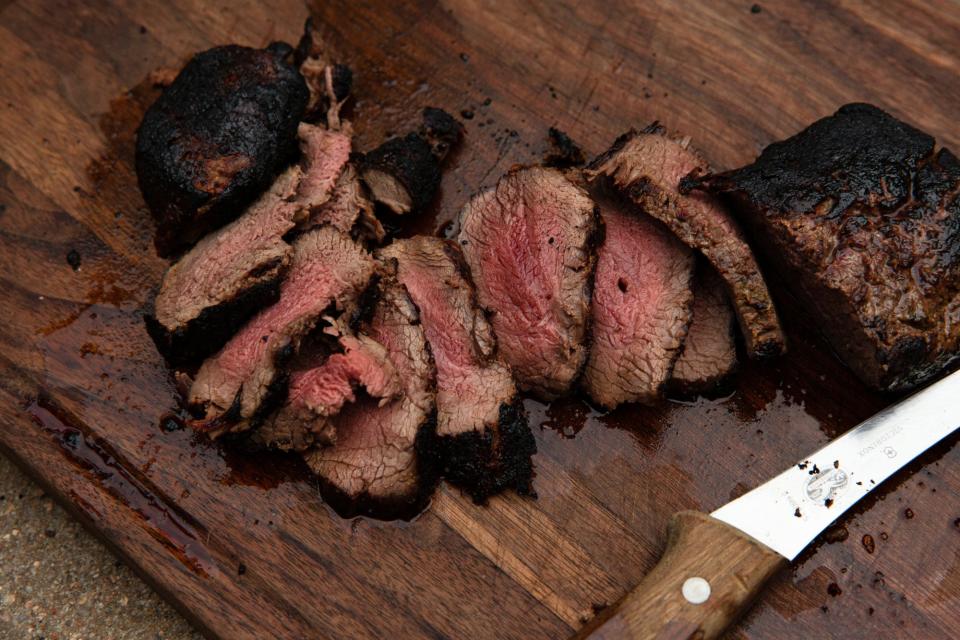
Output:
[
  {"left": 592, "top": 203, "right": 684, "bottom": 352},
  {"left": 202, "top": 229, "right": 371, "bottom": 402},
  {"left": 296, "top": 123, "right": 352, "bottom": 208},
  {"left": 156, "top": 168, "right": 301, "bottom": 325},
  {"left": 462, "top": 171, "right": 580, "bottom": 383},
  {"left": 288, "top": 334, "right": 399, "bottom": 415},
  {"left": 385, "top": 239, "right": 514, "bottom": 435}
]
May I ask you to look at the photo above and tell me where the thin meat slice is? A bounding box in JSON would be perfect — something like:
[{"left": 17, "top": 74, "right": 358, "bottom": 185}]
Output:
[
  {"left": 255, "top": 328, "right": 401, "bottom": 451},
  {"left": 457, "top": 166, "right": 602, "bottom": 399},
  {"left": 299, "top": 163, "right": 385, "bottom": 243},
  {"left": 147, "top": 167, "right": 302, "bottom": 365},
  {"left": 304, "top": 270, "right": 437, "bottom": 517},
  {"left": 586, "top": 125, "right": 785, "bottom": 358},
  {"left": 187, "top": 227, "right": 375, "bottom": 436},
  {"left": 583, "top": 194, "right": 695, "bottom": 408},
  {"left": 380, "top": 237, "right": 535, "bottom": 501},
  {"left": 670, "top": 266, "right": 738, "bottom": 394},
  {"left": 295, "top": 122, "right": 352, "bottom": 213}
]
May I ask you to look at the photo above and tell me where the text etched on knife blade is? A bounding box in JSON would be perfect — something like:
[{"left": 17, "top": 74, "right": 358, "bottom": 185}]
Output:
[{"left": 857, "top": 424, "right": 904, "bottom": 458}]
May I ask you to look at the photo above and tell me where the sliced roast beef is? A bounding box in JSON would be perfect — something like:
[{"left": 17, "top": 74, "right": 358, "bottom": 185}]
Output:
[
  {"left": 298, "top": 163, "right": 385, "bottom": 243},
  {"left": 688, "top": 103, "right": 960, "bottom": 391},
  {"left": 147, "top": 167, "right": 302, "bottom": 365},
  {"left": 669, "top": 265, "right": 738, "bottom": 394},
  {"left": 304, "top": 269, "right": 437, "bottom": 517},
  {"left": 457, "top": 166, "right": 601, "bottom": 398},
  {"left": 187, "top": 226, "right": 375, "bottom": 436},
  {"left": 586, "top": 126, "right": 785, "bottom": 359},
  {"left": 136, "top": 44, "right": 308, "bottom": 256},
  {"left": 294, "top": 122, "right": 352, "bottom": 213},
  {"left": 255, "top": 327, "right": 401, "bottom": 451},
  {"left": 380, "top": 236, "right": 535, "bottom": 500},
  {"left": 359, "top": 108, "right": 463, "bottom": 216},
  {"left": 148, "top": 123, "right": 352, "bottom": 366},
  {"left": 583, "top": 193, "right": 694, "bottom": 408}
]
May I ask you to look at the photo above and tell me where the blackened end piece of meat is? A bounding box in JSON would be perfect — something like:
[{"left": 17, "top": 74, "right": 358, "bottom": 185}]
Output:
[
  {"left": 669, "top": 265, "right": 738, "bottom": 395},
  {"left": 360, "top": 133, "right": 440, "bottom": 215},
  {"left": 147, "top": 167, "right": 302, "bottom": 366},
  {"left": 586, "top": 128, "right": 785, "bottom": 359},
  {"left": 359, "top": 109, "right": 463, "bottom": 216},
  {"left": 380, "top": 237, "right": 535, "bottom": 502},
  {"left": 136, "top": 45, "right": 308, "bottom": 257},
  {"left": 304, "top": 270, "right": 438, "bottom": 519},
  {"left": 583, "top": 192, "right": 695, "bottom": 408},
  {"left": 186, "top": 227, "right": 375, "bottom": 436},
  {"left": 544, "top": 127, "right": 586, "bottom": 169},
  {"left": 690, "top": 103, "right": 960, "bottom": 391},
  {"left": 420, "top": 107, "right": 465, "bottom": 161},
  {"left": 458, "top": 166, "right": 602, "bottom": 399}
]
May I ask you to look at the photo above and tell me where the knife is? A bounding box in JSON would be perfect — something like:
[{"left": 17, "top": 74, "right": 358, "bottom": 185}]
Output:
[{"left": 573, "top": 369, "right": 960, "bottom": 639}]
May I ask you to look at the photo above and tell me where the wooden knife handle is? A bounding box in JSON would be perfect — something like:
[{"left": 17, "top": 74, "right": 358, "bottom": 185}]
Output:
[{"left": 572, "top": 511, "right": 786, "bottom": 640}]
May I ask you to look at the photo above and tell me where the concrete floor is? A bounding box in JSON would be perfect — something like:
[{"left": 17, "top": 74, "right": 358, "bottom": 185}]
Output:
[{"left": 0, "top": 454, "right": 202, "bottom": 640}]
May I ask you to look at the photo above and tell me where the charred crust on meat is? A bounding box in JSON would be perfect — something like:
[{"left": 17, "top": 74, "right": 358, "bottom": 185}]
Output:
[
  {"left": 586, "top": 129, "right": 639, "bottom": 172},
  {"left": 359, "top": 133, "right": 441, "bottom": 214},
  {"left": 544, "top": 127, "right": 586, "bottom": 168},
  {"left": 348, "top": 272, "right": 383, "bottom": 331},
  {"left": 426, "top": 396, "right": 536, "bottom": 503},
  {"left": 695, "top": 103, "right": 960, "bottom": 389},
  {"left": 359, "top": 109, "right": 463, "bottom": 216},
  {"left": 135, "top": 44, "right": 308, "bottom": 257},
  {"left": 420, "top": 107, "right": 465, "bottom": 161},
  {"left": 145, "top": 265, "right": 286, "bottom": 367},
  {"left": 330, "top": 64, "right": 353, "bottom": 102}
]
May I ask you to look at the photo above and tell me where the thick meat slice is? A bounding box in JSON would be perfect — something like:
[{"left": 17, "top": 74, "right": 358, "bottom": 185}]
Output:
[
  {"left": 255, "top": 329, "right": 401, "bottom": 451},
  {"left": 187, "top": 227, "right": 375, "bottom": 435},
  {"left": 147, "top": 167, "right": 302, "bottom": 365},
  {"left": 689, "top": 103, "right": 960, "bottom": 390},
  {"left": 457, "top": 166, "right": 601, "bottom": 398},
  {"left": 304, "top": 271, "right": 437, "bottom": 517},
  {"left": 136, "top": 44, "right": 308, "bottom": 256},
  {"left": 380, "top": 237, "right": 535, "bottom": 500},
  {"left": 670, "top": 266, "right": 738, "bottom": 394},
  {"left": 299, "top": 163, "right": 385, "bottom": 243},
  {"left": 583, "top": 194, "right": 695, "bottom": 408},
  {"left": 294, "top": 122, "right": 352, "bottom": 213},
  {"left": 586, "top": 126, "right": 785, "bottom": 358}
]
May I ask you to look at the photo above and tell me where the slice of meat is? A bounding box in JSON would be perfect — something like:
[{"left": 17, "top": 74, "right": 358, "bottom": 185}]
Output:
[
  {"left": 688, "top": 103, "right": 960, "bottom": 390},
  {"left": 586, "top": 125, "right": 785, "bottom": 358},
  {"left": 299, "top": 163, "right": 385, "bottom": 243},
  {"left": 359, "top": 108, "right": 464, "bottom": 216},
  {"left": 255, "top": 328, "right": 401, "bottom": 451},
  {"left": 457, "top": 166, "right": 602, "bottom": 398},
  {"left": 187, "top": 227, "right": 375, "bottom": 436},
  {"left": 136, "top": 44, "right": 308, "bottom": 256},
  {"left": 583, "top": 193, "right": 695, "bottom": 408},
  {"left": 304, "top": 270, "right": 437, "bottom": 517},
  {"left": 147, "top": 167, "right": 302, "bottom": 365},
  {"left": 670, "top": 265, "right": 738, "bottom": 394},
  {"left": 294, "top": 122, "right": 352, "bottom": 213},
  {"left": 380, "top": 237, "right": 535, "bottom": 501}
]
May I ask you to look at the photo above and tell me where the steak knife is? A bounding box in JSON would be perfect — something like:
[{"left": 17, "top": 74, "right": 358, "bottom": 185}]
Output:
[{"left": 574, "top": 369, "right": 960, "bottom": 639}]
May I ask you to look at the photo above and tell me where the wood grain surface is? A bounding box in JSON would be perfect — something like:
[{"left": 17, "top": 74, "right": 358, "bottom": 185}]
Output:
[{"left": 1, "top": 1, "right": 959, "bottom": 638}]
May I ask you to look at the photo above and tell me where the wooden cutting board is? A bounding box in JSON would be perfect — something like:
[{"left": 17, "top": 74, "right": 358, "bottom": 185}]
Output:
[{"left": 1, "top": 1, "right": 959, "bottom": 637}]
